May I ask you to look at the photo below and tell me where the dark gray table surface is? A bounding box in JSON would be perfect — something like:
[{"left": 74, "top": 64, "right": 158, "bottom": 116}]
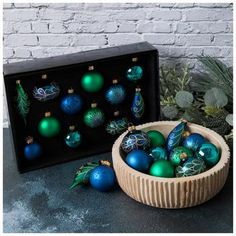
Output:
[{"left": 3, "top": 128, "right": 233, "bottom": 233}]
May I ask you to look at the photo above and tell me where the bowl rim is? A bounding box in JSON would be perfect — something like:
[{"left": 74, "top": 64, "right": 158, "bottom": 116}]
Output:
[{"left": 112, "top": 121, "right": 230, "bottom": 183}]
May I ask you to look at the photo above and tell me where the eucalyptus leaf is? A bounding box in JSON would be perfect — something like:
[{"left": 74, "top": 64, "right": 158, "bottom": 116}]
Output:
[
  {"left": 162, "top": 106, "right": 178, "bottom": 119},
  {"left": 175, "top": 91, "right": 194, "bottom": 108},
  {"left": 204, "top": 88, "right": 228, "bottom": 108},
  {"left": 225, "top": 114, "right": 233, "bottom": 126}
]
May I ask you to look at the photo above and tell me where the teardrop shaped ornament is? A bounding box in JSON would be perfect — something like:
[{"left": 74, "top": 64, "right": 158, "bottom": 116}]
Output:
[{"left": 131, "top": 88, "right": 144, "bottom": 119}]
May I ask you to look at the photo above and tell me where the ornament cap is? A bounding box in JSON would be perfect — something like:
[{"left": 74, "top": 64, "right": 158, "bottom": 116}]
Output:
[
  {"left": 135, "top": 87, "right": 141, "bottom": 92},
  {"left": 181, "top": 118, "right": 188, "bottom": 123},
  {"left": 182, "top": 131, "right": 191, "bottom": 138},
  {"left": 128, "top": 124, "right": 136, "bottom": 132},
  {"left": 88, "top": 65, "right": 94, "bottom": 71},
  {"left": 112, "top": 79, "right": 118, "bottom": 84},
  {"left": 132, "top": 57, "right": 138, "bottom": 62},
  {"left": 16, "top": 80, "right": 21, "bottom": 84},
  {"left": 180, "top": 152, "right": 188, "bottom": 159},
  {"left": 45, "top": 111, "right": 51, "bottom": 117},
  {"left": 91, "top": 103, "right": 97, "bottom": 108},
  {"left": 68, "top": 88, "right": 74, "bottom": 94},
  {"left": 100, "top": 160, "right": 111, "bottom": 167},
  {"left": 42, "top": 74, "right": 47, "bottom": 80},
  {"left": 25, "top": 136, "right": 34, "bottom": 144},
  {"left": 69, "top": 125, "right": 75, "bottom": 131},
  {"left": 114, "top": 111, "right": 120, "bottom": 116}
]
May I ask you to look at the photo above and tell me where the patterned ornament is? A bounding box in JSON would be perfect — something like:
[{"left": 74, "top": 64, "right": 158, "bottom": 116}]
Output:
[
  {"left": 121, "top": 125, "right": 150, "bottom": 153},
  {"left": 105, "top": 80, "right": 126, "bottom": 104},
  {"left": 126, "top": 150, "right": 152, "bottom": 172},
  {"left": 131, "top": 88, "right": 145, "bottom": 119},
  {"left": 126, "top": 66, "right": 143, "bottom": 81},
  {"left": 81, "top": 71, "right": 104, "bottom": 93},
  {"left": 169, "top": 146, "right": 193, "bottom": 166},
  {"left": 176, "top": 157, "right": 206, "bottom": 177},
  {"left": 149, "top": 160, "right": 175, "bottom": 178},
  {"left": 106, "top": 117, "right": 128, "bottom": 135},
  {"left": 83, "top": 103, "right": 105, "bottom": 128},
  {"left": 147, "top": 130, "right": 165, "bottom": 147},
  {"left": 38, "top": 112, "right": 61, "bottom": 137},
  {"left": 16, "top": 80, "right": 30, "bottom": 124},
  {"left": 65, "top": 126, "right": 81, "bottom": 148},
  {"left": 60, "top": 89, "right": 82, "bottom": 115},
  {"left": 24, "top": 136, "right": 42, "bottom": 160},
  {"left": 196, "top": 143, "right": 220, "bottom": 166},
  {"left": 183, "top": 133, "right": 206, "bottom": 152},
  {"left": 149, "top": 147, "right": 168, "bottom": 161},
  {"left": 166, "top": 120, "right": 187, "bottom": 153}
]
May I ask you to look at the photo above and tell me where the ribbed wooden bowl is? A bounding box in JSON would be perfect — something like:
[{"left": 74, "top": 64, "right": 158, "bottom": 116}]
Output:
[{"left": 112, "top": 121, "right": 230, "bottom": 209}]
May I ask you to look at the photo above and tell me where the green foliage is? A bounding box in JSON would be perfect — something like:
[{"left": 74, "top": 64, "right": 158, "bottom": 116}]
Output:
[
  {"left": 203, "top": 88, "right": 228, "bottom": 108},
  {"left": 175, "top": 91, "right": 193, "bottom": 108},
  {"left": 162, "top": 106, "right": 178, "bottom": 119}
]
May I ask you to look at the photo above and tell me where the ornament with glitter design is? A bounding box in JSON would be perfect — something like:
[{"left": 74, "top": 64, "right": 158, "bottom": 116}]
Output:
[{"left": 131, "top": 88, "right": 145, "bottom": 119}]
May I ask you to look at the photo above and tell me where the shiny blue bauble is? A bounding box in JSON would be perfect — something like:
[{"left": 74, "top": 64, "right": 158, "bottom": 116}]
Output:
[
  {"left": 126, "top": 150, "right": 152, "bottom": 172},
  {"left": 89, "top": 165, "right": 116, "bottom": 192},
  {"left": 60, "top": 94, "right": 82, "bottom": 115},
  {"left": 183, "top": 133, "right": 206, "bottom": 152},
  {"left": 24, "top": 142, "right": 42, "bottom": 160},
  {"left": 105, "top": 84, "right": 126, "bottom": 105}
]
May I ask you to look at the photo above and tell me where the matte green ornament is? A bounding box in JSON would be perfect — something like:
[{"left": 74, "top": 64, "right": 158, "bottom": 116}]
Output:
[
  {"left": 149, "top": 160, "right": 175, "bottom": 178},
  {"left": 169, "top": 146, "right": 193, "bottom": 166},
  {"left": 81, "top": 72, "right": 104, "bottom": 92},
  {"left": 38, "top": 112, "right": 61, "bottom": 137},
  {"left": 147, "top": 130, "right": 165, "bottom": 147}
]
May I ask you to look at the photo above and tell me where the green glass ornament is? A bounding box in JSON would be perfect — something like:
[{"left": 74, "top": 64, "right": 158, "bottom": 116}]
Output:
[
  {"left": 65, "top": 126, "right": 81, "bottom": 148},
  {"left": 81, "top": 71, "right": 104, "bottom": 92},
  {"left": 38, "top": 112, "right": 61, "bottom": 137},
  {"left": 147, "top": 130, "right": 165, "bottom": 147},
  {"left": 84, "top": 103, "right": 105, "bottom": 128},
  {"left": 149, "top": 160, "right": 175, "bottom": 178},
  {"left": 149, "top": 147, "right": 167, "bottom": 161},
  {"left": 169, "top": 146, "right": 193, "bottom": 166},
  {"left": 196, "top": 143, "right": 220, "bottom": 166}
]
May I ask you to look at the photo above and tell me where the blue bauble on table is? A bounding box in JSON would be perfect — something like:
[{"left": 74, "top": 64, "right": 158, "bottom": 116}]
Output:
[
  {"left": 89, "top": 165, "right": 116, "bottom": 192},
  {"left": 106, "top": 84, "right": 126, "bottom": 105},
  {"left": 183, "top": 133, "right": 206, "bottom": 151},
  {"left": 126, "top": 150, "right": 152, "bottom": 172},
  {"left": 60, "top": 89, "right": 82, "bottom": 115},
  {"left": 24, "top": 137, "right": 42, "bottom": 160}
]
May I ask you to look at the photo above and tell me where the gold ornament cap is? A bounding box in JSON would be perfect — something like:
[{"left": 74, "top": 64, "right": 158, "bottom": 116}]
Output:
[
  {"left": 16, "top": 80, "right": 21, "bottom": 84},
  {"left": 135, "top": 87, "right": 141, "bottom": 92},
  {"left": 128, "top": 123, "right": 136, "bottom": 132},
  {"left": 132, "top": 57, "right": 138, "bottom": 62},
  {"left": 42, "top": 74, "right": 47, "bottom": 80},
  {"left": 114, "top": 111, "right": 120, "bottom": 117},
  {"left": 45, "top": 112, "right": 51, "bottom": 117},
  {"left": 100, "top": 160, "right": 111, "bottom": 167},
  {"left": 69, "top": 125, "right": 75, "bottom": 131},
  {"left": 91, "top": 103, "right": 97, "bottom": 108},
  {"left": 88, "top": 65, "right": 94, "bottom": 71},
  {"left": 26, "top": 136, "right": 34, "bottom": 144},
  {"left": 180, "top": 152, "right": 188, "bottom": 159},
  {"left": 112, "top": 79, "right": 118, "bottom": 84},
  {"left": 68, "top": 88, "right": 74, "bottom": 94}
]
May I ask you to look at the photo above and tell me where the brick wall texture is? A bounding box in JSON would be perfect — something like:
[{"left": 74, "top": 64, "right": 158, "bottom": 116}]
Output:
[{"left": 3, "top": 3, "right": 233, "bottom": 126}]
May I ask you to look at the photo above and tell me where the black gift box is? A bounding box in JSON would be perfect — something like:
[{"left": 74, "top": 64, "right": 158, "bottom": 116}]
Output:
[{"left": 4, "top": 42, "right": 160, "bottom": 173}]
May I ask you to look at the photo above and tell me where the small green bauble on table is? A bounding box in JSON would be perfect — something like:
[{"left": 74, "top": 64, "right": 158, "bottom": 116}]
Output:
[
  {"left": 149, "top": 160, "right": 175, "bottom": 178},
  {"left": 81, "top": 71, "right": 104, "bottom": 92},
  {"left": 147, "top": 130, "right": 165, "bottom": 147}
]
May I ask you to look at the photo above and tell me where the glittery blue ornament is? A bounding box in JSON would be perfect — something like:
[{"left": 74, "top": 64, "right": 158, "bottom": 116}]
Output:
[
  {"left": 131, "top": 88, "right": 144, "bottom": 119},
  {"left": 149, "top": 147, "right": 168, "bottom": 161},
  {"left": 183, "top": 133, "right": 206, "bottom": 152},
  {"left": 106, "top": 84, "right": 126, "bottom": 105},
  {"left": 166, "top": 121, "right": 187, "bottom": 153},
  {"left": 89, "top": 165, "right": 116, "bottom": 192},
  {"left": 65, "top": 127, "right": 81, "bottom": 148},
  {"left": 126, "top": 66, "right": 143, "bottom": 81},
  {"left": 24, "top": 137, "right": 42, "bottom": 160},
  {"left": 126, "top": 150, "right": 152, "bottom": 172}
]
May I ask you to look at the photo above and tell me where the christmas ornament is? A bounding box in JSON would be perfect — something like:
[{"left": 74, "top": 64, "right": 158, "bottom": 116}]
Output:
[
  {"left": 105, "top": 79, "right": 126, "bottom": 104},
  {"left": 24, "top": 136, "right": 42, "bottom": 160},
  {"left": 33, "top": 82, "right": 60, "bottom": 102},
  {"left": 183, "top": 133, "right": 206, "bottom": 152},
  {"left": 196, "top": 143, "right": 220, "bottom": 166},
  {"left": 176, "top": 157, "right": 206, "bottom": 177},
  {"left": 147, "top": 130, "right": 165, "bottom": 147},
  {"left": 60, "top": 88, "right": 82, "bottom": 115},
  {"left": 89, "top": 164, "right": 116, "bottom": 192},
  {"left": 126, "top": 65, "right": 143, "bottom": 81},
  {"left": 121, "top": 125, "right": 150, "bottom": 153},
  {"left": 169, "top": 146, "right": 193, "bottom": 166},
  {"left": 81, "top": 71, "right": 104, "bottom": 92},
  {"left": 16, "top": 80, "right": 30, "bottom": 124},
  {"left": 83, "top": 103, "right": 105, "bottom": 128},
  {"left": 131, "top": 88, "right": 145, "bottom": 119},
  {"left": 149, "top": 160, "right": 175, "bottom": 178},
  {"left": 65, "top": 126, "right": 81, "bottom": 148},
  {"left": 106, "top": 111, "right": 128, "bottom": 135},
  {"left": 38, "top": 112, "right": 61, "bottom": 137},
  {"left": 166, "top": 120, "right": 187, "bottom": 153},
  {"left": 149, "top": 147, "right": 167, "bottom": 161},
  {"left": 126, "top": 150, "right": 152, "bottom": 172}
]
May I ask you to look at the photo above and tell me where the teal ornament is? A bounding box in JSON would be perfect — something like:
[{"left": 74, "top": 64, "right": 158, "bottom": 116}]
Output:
[
  {"left": 183, "top": 133, "right": 205, "bottom": 152},
  {"left": 106, "top": 118, "right": 128, "bottom": 135},
  {"left": 149, "top": 147, "right": 167, "bottom": 161},
  {"left": 166, "top": 121, "right": 187, "bottom": 153},
  {"left": 196, "top": 143, "right": 220, "bottom": 167},
  {"left": 126, "top": 66, "right": 143, "bottom": 81},
  {"left": 176, "top": 157, "right": 206, "bottom": 177},
  {"left": 65, "top": 126, "right": 81, "bottom": 148},
  {"left": 131, "top": 88, "right": 144, "bottom": 119},
  {"left": 106, "top": 84, "right": 126, "bottom": 105}
]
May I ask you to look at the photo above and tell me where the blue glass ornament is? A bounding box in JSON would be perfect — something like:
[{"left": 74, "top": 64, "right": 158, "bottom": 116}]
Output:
[
  {"left": 106, "top": 83, "right": 126, "bottom": 105},
  {"left": 121, "top": 125, "right": 150, "bottom": 153},
  {"left": 149, "top": 147, "right": 168, "bottom": 161},
  {"left": 106, "top": 117, "right": 128, "bottom": 135},
  {"left": 89, "top": 165, "right": 116, "bottom": 192},
  {"left": 166, "top": 121, "right": 187, "bottom": 153},
  {"left": 60, "top": 89, "right": 82, "bottom": 115},
  {"left": 131, "top": 88, "right": 144, "bottom": 119},
  {"left": 183, "top": 133, "right": 206, "bottom": 152},
  {"left": 24, "top": 137, "right": 42, "bottom": 160},
  {"left": 126, "top": 66, "right": 143, "bottom": 81},
  {"left": 126, "top": 150, "right": 152, "bottom": 172},
  {"left": 65, "top": 126, "right": 81, "bottom": 148}
]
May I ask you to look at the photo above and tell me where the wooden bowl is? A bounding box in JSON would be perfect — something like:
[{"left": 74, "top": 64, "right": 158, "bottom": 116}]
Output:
[{"left": 112, "top": 121, "right": 230, "bottom": 208}]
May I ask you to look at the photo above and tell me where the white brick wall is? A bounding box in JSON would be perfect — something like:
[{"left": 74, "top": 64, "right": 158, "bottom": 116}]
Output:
[{"left": 3, "top": 3, "right": 233, "bottom": 126}]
